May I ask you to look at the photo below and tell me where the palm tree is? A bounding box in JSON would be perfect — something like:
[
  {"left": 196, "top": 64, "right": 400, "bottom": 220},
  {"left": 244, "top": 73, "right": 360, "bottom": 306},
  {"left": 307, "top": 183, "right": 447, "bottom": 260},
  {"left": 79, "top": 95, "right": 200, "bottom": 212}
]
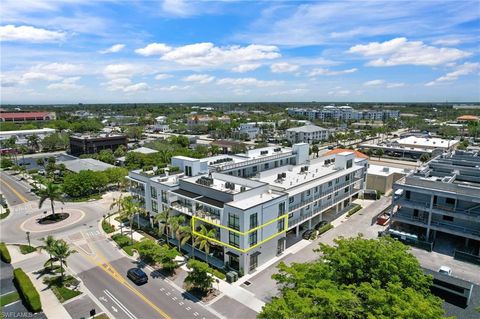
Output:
[
  {"left": 194, "top": 224, "right": 216, "bottom": 265},
  {"left": 38, "top": 182, "right": 64, "bottom": 217},
  {"left": 120, "top": 197, "right": 140, "bottom": 245},
  {"left": 154, "top": 208, "right": 172, "bottom": 244},
  {"left": 109, "top": 195, "right": 124, "bottom": 223},
  {"left": 51, "top": 239, "right": 76, "bottom": 280},
  {"left": 312, "top": 145, "right": 319, "bottom": 158},
  {"left": 27, "top": 134, "right": 40, "bottom": 152},
  {"left": 40, "top": 235, "right": 57, "bottom": 271},
  {"left": 178, "top": 225, "right": 194, "bottom": 258},
  {"left": 170, "top": 215, "right": 186, "bottom": 252}
]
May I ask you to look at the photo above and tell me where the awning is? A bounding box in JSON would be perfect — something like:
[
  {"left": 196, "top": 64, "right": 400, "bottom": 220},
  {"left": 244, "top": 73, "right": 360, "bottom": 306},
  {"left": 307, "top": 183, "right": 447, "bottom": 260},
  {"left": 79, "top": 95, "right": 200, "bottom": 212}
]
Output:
[
  {"left": 171, "top": 189, "right": 201, "bottom": 199},
  {"left": 197, "top": 196, "right": 225, "bottom": 208},
  {"left": 226, "top": 251, "right": 240, "bottom": 257},
  {"left": 250, "top": 251, "right": 261, "bottom": 257}
]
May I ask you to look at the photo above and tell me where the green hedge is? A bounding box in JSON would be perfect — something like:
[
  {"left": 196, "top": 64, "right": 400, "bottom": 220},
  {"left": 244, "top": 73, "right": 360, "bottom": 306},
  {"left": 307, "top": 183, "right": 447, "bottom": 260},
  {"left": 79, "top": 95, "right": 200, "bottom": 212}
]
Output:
[
  {"left": 0, "top": 242, "right": 11, "bottom": 263},
  {"left": 19, "top": 245, "right": 36, "bottom": 255},
  {"left": 210, "top": 268, "right": 226, "bottom": 280},
  {"left": 102, "top": 220, "right": 115, "bottom": 234},
  {"left": 346, "top": 204, "right": 362, "bottom": 217},
  {"left": 13, "top": 268, "right": 42, "bottom": 312},
  {"left": 318, "top": 223, "right": 334, "bottom": 236}
]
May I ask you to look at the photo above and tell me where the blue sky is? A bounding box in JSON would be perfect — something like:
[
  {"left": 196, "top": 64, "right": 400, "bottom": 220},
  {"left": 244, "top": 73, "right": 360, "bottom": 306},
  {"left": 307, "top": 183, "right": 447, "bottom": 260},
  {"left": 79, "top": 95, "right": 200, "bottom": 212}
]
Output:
[{"left": 1, "top": 0, "right": 479, "bottom": 104}]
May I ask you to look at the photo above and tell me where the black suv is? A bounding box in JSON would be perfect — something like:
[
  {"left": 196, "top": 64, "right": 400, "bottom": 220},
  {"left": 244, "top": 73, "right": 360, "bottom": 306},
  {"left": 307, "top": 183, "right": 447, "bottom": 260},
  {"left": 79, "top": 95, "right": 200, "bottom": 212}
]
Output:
[
  {"left": 314, "top": 221, "right": 328, "bottom": 230},
  {"left": 127, "top": 268, "right": 148, "bottom": 285}
]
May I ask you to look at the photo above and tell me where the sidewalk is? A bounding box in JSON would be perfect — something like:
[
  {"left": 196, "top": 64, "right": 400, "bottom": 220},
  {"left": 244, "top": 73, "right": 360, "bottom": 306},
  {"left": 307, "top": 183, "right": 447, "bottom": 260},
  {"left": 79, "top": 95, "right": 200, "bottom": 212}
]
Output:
[
  {"left": 28, "top": 272, "right": 73, "bottom": 319},
  {"left": 108, "top": 213, "right": 146, "bottom": 242},
  {"left": 216, "top": 279, "right": 265, "bottom": 313}
]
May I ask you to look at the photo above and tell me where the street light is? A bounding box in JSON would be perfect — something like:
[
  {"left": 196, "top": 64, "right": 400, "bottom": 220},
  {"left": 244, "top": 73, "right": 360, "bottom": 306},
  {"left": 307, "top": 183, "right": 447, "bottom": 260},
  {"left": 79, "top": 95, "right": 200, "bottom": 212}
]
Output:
[{"left": 26, "top": 231, "right": 31, "bottom": 248}]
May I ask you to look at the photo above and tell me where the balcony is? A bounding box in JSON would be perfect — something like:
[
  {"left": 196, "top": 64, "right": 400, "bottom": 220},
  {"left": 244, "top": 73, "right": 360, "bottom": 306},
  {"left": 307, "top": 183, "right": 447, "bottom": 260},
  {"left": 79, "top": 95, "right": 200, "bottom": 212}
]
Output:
[
  {"left": 130, "top": 187, "right": 145, "bottom": 197},
  {"left": 196, "top": 210, "right": 221, "bottom": 225},
  {"left": 170, "top": 202, "right": 193, "bottom": 216},
  {"left": 429, "top": 220, "right": 480, "bottom": 240},
  {"left": 392, "top": 211, "right": 428, "bottom": 227}
]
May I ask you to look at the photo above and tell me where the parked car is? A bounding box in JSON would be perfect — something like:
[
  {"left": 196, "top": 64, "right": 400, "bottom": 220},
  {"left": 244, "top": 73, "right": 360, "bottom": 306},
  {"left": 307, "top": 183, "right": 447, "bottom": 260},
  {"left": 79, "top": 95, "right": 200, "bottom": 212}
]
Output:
[
  {"left": 438, "top": 266, "right": 452, "bottom": 276},
  {"left": 314, "top": 221, "right": 328, "bottom": 230},
  {"left": 302, "top": 229, "right": 315, "bottom": 240},
  {"left": 127, "top": 268, "right": 148, "bottom": 285},
  {"left": 327, "top": 145, "right": 334, "bottom": 150}
]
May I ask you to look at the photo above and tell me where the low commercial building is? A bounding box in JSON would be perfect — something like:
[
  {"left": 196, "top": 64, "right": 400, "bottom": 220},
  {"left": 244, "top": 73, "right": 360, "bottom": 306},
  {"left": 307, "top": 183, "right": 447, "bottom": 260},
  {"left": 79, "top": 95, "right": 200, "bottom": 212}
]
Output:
[
  {"left": 391, "top": 151, "right": 480, "bottom": 255},
  {"left": 69, "top": 134, "right": 127, "bottom": 156},
  {"left": 236, "top": 123, "right": 261, "bottom": 140},
  {"left": 0, "top": 111, "right": 56, "bottom": 122},
  {"left": 0, "top": 128, "right": 55, "bottom": 146},
  {"left": 286, "top": 125, "right": 329, "bottom": 144},
  {"left": 128, "top": 144, "right": 367, "bottom": 273},
  {"left": 187, "top": 115, "right": 230, "bottom": 127},
  {"left": 367, "top": 164, "right": 410, "bottom": 194},
  {"left": 62, "top": 158, "right": 114, "bottom": 173}
]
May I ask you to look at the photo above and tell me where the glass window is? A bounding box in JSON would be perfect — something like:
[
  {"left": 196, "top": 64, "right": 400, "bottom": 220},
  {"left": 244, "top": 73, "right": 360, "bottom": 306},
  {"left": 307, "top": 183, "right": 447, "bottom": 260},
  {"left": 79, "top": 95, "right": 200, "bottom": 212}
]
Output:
[
  {"left": 229, "top": 231, "right": 240, "bottom": 247},
  {"left": 228, "top": 213, "right": 240, "bottom": 230},
  {"left": 346, "top": 159, "right": 353, "bottom": 169},
  {"left": 289, "top": 197, "right": 294, "bottom": 204},
  {"left": 277, "top": 219, "right": 285, "bottom": 232},
  {"left": 250, "top": 213, "right": 258, "bottom": 229},
  {"left": 336, "top": 178, "right": 340, "bottom": 184},
  {"left": 306, "top": 189, "right": 311, "bottom": 196},
  {"left": 328, "top": 181, "right": 332, "bottom": 187},
  {"left": 278, "top": 202, "right": 286, "bottom": 215},
  {"left": 345, "top": 174, "right": 350, "bottom": 181},
  {"left": 249, "top": 254, "right": 258, "bottom": 271},
  {"left": 249, "top": 231, "right": 257, "bottom": 246},
  {"left": 344, "top": 187, "right": 349, "bottom": 193},
  {"left": 314, "top": 186, "right": 318, "bottom": 193},
  {"left": 253, "top": 166, "right": 258, "bottom": 172},
  {"left": 161, "top": 190, "right": 168, "bottom": 203},
  {"left": 152, "top": 200, "right": 158, "bottom": 213},
  {"left": 150, "top": 186, "right": 157, "bottom": 199}
]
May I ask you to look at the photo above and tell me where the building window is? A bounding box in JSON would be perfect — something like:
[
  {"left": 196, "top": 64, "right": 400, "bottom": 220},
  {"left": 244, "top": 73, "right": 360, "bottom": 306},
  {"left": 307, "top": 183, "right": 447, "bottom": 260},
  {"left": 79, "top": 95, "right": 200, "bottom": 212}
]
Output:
[
  {"left": 161, "top": 190, "right": 168, "bottom": 203},
  {"left": 344, "top": 187, "right": 349, "bottom": 193},
  {"left": 279, "top": 202, "right": 286, "bottom": 215},
  {"left": 150, "top": 186, "right": 157, "bottom": 199},
  {"left": 229, "top": 254, "right": 239, "bottom": 270},
  {"left": 314, "top": 186, "right": 318, "bottom": 193},
  {"left": 445, "top": 198, "right": 455, "bottom": 205},
  {"left": 264, "top": 163, "right": 269, "bottom": 169},
  {"left": 253, "top": 166, "right": 258, "bottom": 173},
  {"left": 229, "top": 231, "right": 240, "bottom": 247},
  {"left": 345, "top": 174, "right": 350, "bottom": 182},
  {"left": 346, "top": 159, "right": 353, "bottom": 169},
  {"left": 249, "top": 254, "right": 258, "bottom": 271},
  {"left": 306, "top": 189, "right": 311, "bottom": 196},
  {"left": 327, "top": 195, "right": 332, "bottom": 200},
  {"left": 336, "top": 178, "right": 340, "bottom": 184},
  {"left": 228, "top": 213, "right": 240, "bottom": 231},
  {"left": 250, "top": 213, "right": 258, "bottom": 229},
  {"left": 335, "top": 191, "right": 339, "bottom": 196},
  {"left": 152, "top": 200, "right": 158, "bottom": 213},
  {"left": 328, "top": 181, "right": 333, "bottom": 187},
  {"left": 277, "top": 219, "right": 285, "bottom": 232},
  {"left": 442, "top": 215, "right": 454, "bottom": 222},
  {"left": 249, "top": 231, "right": 257, "bottom": 246},
  {"left": 289, "top": 197, "right": 294, "bottom": 204}
]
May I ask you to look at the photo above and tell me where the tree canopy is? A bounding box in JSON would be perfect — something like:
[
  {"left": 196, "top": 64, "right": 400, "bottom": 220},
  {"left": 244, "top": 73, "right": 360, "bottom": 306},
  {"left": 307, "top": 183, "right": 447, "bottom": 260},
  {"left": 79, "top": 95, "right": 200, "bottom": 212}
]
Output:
[{"left": 259, "top": 236, "right": 449, "bottom": 319}]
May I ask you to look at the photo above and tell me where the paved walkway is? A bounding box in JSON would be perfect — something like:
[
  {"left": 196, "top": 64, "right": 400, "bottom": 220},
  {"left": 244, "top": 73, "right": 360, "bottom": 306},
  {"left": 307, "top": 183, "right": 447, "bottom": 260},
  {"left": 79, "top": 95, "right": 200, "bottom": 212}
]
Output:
[{"left": 28, "top": 272, "right": 73, "bottom": 319}]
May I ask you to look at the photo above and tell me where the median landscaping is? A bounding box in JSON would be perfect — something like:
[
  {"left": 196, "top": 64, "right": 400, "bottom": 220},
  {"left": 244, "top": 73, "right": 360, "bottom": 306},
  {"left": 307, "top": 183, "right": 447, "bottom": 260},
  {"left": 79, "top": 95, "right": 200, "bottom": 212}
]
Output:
[
  {"left": 111, "top": 234, "right": 136, "bottom": 256},
  {"left": 0, "top": 242, "right": 11, "bottom": 263},
  {"left": 19, "top": 245, "right": 36, "bottom": 255},
  {"left": 13, "top": 268, "right": 42, "bottom": 312},
  {"left": 0, "top": 291, "right": 20, "bottom": 307},
  {"left": 346, "top": 204, "right": 362, "bottom": 217}
]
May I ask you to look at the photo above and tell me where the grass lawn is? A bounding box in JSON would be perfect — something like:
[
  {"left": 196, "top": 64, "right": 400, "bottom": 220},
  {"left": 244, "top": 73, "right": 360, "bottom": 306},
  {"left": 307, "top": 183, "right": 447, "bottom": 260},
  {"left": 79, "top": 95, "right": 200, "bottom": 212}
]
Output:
[
  {"left": 0, "top": 291, "right": 20, "bottom": 306},
  {"left": 94, "top": 314, "right": 110, "bottom": 319},
  {"left": 19, "top": 245, "right": 36, "bottom": 254},
  {"left": 51, "top": 286, "right": 82, "bottom": 303},
  {"left": 111, "top": 234, "right": 136, "bottom": 256}
]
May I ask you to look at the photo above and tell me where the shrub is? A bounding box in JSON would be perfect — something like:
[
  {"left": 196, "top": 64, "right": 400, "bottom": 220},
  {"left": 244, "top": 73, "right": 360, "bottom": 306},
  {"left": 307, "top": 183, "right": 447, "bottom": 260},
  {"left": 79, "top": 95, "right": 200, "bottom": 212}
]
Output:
[
  {"left": 318, "top": 223, "right": 334, "bottom": 236},
  {"left": 0, "top": 242, "right": 11, "bottom": 263},
  {"left": 111, "top": 234, "right": 131, "bottom": 247},
  {"left": 346, "top": 204, "right": 362, "bottom": 217},
  {"left": 0, "top": 208, "right": 10, "bottom": 220},
  {"left": 210, "top": 268, "right": 226, "bottom": 280},
  {"left": 102, "top": 220, "right": 115, "bottom": 234},
  {"left": 19, "top": 245, "right": 36, "bottom": 255},
  {"left": 28, "top": 169, "right": 39, "bottom": 174},
  {"left": 13, "top": 268, "right": 42, "bottom": 312},
  {"left": 185, "top": 259, "right": 214, "bottom": 294}
]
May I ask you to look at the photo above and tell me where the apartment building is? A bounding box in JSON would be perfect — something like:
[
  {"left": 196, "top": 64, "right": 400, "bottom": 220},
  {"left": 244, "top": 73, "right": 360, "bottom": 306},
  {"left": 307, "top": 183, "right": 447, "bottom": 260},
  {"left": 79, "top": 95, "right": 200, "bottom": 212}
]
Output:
[
  {"left": 287, "top": 106, "right": 400, "bottom": 122},
  {"left": 69, "top": 133, "right": 127, "bottom": 156},
  {"left": 286, "top": 125, "right": 329, "bottom": 144},
  {"left": 128, "top": 144, "right": 367, "bottom": 273},
  {"left": 391, "top": 151, "right": 480, "bottom": 254},
  {"left": 187, "top": 115, "right": 230, "bottom": 127},
  {"left": 236, "top": 122, "right": 261, "bottom": 140}
]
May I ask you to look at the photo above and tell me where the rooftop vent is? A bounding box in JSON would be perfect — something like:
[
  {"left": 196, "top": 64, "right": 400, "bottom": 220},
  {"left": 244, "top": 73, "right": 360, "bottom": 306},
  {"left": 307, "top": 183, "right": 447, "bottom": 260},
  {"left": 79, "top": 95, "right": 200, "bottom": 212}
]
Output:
[{"left": 196, "top": 176, "right": 214, "bottom": 186}]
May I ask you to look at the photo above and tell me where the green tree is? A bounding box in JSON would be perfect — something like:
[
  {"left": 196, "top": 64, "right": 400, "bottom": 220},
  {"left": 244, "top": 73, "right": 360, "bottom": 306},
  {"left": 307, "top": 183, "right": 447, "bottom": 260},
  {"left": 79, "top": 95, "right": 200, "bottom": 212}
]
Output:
[
  {"left": 38, "top": 182, "right": 64, "bottom": 217},
  {"left": 26, "top": 134, "right": 40, "bottom": 152},
  {"left": 184, "top": 259, "right": 214, "bottom": 294},
  {"left": 104, "top": 167, "right": 128, "bottom": 189},
  {"left": 63, "top": 170, "right": 109, "bottom": 198},
  {"left": 420, "top": 153, "right": 431, "bottom": 163},
  {"left": 51, "top": 239, "right": 76, "bottom": 280},
  {"left": 40, "top": 235, "right": 56, "bottom": 271},
  {"left": 376, "top": 148, "right": 384, "bottom": 159},
  {"left": 98, "top": 149, "right": 116, "bottom": 164},
  {"left": 194, "top": 224, "right": 216, "bottom": 265},
  {"left": 154, "top": 208, "right": 172, "bottom": 243},
  {"left": 259, "top": 236, "right": 447, "bottom": 319},
  {"left": 120, "top": 197, "right": 140, "bottom": 244},
  {"left": 114, "top": 145, "right": 127, "bottom": 157},
  {"left": 209, "top": 145, "right": 220, "bottom": 156},
  {"left": 170, "top": 215, "right": 186, "bottom": 252},
  {"left": 178, "top": 225, "right": 194, "bottom": 257},
  {"left": 311, "top": 145, "right": 319, "bottom": 158}
]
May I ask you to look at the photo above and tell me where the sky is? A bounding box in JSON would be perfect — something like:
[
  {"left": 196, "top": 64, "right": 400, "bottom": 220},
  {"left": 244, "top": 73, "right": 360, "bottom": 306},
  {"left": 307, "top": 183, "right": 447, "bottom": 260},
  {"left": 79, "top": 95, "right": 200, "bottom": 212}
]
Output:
[{"left": 1, "top": 0, "right": 479, "bottom": 104}]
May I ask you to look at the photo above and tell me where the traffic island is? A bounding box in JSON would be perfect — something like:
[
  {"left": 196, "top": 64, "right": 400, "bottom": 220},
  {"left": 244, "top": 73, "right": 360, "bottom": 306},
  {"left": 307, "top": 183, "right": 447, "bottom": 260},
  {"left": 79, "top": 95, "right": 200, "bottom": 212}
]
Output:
[
  {"left": 20, "top": 209, "right": 85, "bottom": 233},
  {"left": 38, "top": 213, "right": 70, "bottom": 225}
]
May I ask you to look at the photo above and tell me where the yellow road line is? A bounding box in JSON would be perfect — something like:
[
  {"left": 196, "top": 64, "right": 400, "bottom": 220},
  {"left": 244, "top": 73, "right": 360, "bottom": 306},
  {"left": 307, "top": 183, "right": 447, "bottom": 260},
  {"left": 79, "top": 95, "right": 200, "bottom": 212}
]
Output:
[
  {"left": 0, "top": 177, "right": 28, "bottom": 203},
  {"left": 77, "top": 243, "right": 172, "bottom": 319}
]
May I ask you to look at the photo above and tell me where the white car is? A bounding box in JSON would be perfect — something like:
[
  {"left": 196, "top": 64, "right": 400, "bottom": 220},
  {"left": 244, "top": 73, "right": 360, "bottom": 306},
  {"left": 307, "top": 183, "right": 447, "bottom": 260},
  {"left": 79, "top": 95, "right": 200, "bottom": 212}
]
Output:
[{"left": 438, "top": 266, "right": 452, "bottom": 275}]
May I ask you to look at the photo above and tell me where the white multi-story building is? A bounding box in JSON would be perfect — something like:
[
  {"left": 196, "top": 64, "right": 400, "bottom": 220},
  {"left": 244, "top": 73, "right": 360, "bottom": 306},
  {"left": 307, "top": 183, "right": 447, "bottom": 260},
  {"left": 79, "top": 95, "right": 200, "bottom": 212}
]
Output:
[
  {"left": 287, "top": 106, "right": 400, "bottom": 122},
  {"left": 128, "top": 144, "right": 367, "bottom": 274},
  {"left": 236, "top": 122, "right": 261, "bottom": 139},
  {"left": 286, "top": 125, "right": 329, "bottom": 144}
]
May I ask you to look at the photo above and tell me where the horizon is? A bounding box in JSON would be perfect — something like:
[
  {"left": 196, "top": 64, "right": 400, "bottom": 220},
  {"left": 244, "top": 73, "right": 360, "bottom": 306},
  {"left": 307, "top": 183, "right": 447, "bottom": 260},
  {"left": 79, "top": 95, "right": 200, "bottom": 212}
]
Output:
[{"left": 1, "top": 0, "right": 479, "bottom": 104}]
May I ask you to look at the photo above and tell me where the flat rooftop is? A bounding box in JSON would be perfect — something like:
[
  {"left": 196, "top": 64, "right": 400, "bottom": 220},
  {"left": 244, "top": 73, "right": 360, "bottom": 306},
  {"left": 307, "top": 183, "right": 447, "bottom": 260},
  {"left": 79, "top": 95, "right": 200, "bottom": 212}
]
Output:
[
  {"left": 0, "top": 128, "right": 55, "bottom": 136},
  {"left": 62, "top": 158, "right": 114, "bottom": 173},
  {"left": 228, "top": 191, "right": 283, "bottom": 210},
  {"left": 368, "top": 164, "right": 411, "bottom": 176},
  {"left": 396, "top": 136, "right": 458, "bottom": 148},
  {"left": 182, "top": 173, "right": 260, "bottom": 194}
]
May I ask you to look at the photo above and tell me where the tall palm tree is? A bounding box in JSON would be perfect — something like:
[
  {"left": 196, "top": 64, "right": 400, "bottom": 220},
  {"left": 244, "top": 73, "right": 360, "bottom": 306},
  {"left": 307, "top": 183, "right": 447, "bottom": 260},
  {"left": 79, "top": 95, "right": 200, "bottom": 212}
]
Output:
[
  {"left": 194, "top": 224, "right": 216, "bottom": 265},
  {"left": 51, "top": 239, "right": 76, "bottom": 280},
  {"left": 178, "top": 225, "right": 194, "bottom": 258},
  {"left": 154, "top": 208, "right": 172, "bottom": 244},
  {"left": 27, "top": 134, "right": 40, "bottom": 152},
  {"left": 109, "top": 194, "right": 123, "bottom": 223},
  {"left": 120, "top": 197, "right": 140, "bottom": 245},
  {"left": 40, "top": 235, "right": 57, "bottom": 271},
  {"left": 170, "top": 215, "right": 186, "bottom": 252},
  {"left": 38, "top": 182, "right": 64, "bottom": 217}
]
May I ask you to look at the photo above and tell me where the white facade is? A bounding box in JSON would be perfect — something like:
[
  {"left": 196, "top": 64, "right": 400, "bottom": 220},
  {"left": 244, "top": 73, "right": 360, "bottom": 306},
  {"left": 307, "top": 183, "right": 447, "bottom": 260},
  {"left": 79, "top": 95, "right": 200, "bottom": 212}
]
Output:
[
  {"left": 287, "top": 107, "right": 400, "bottom": 122},
  {"left": 286, "top": 125, "right": 329, "bottom": 144},
  {"left": 0, "top": 128, "right": 55, "bottom": 146},
  {"left": 237, "top": 122, "right": 261, "bottom": 139},
  {"left": 128, "top": 145, "right": 367, "bottom": 274}
]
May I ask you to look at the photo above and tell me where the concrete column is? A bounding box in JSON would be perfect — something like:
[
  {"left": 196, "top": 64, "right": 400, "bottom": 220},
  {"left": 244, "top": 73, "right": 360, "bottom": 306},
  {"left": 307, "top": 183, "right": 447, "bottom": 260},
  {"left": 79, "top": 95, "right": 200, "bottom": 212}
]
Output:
[
  {"left": 426, "top": 194, "right": 434, "bottom": 240},
  {"left": 295, "top": 225, "right": 299, "bottom": 237},
  {"left": 308, "top": 219, "right": 312, "bottom": 229},
  {"left": 465, "top": 237, "right": 469, "bottom": 247}
]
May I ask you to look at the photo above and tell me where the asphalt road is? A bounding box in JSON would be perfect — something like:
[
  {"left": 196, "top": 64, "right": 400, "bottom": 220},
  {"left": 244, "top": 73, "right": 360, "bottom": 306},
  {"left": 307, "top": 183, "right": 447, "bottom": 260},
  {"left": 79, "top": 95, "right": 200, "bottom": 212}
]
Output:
[
  {"left": 0, "top": 171, "right": 37, "bottom": 206},
  {"left": 69, "top": 236, "right": 220, "bottom": 319}
]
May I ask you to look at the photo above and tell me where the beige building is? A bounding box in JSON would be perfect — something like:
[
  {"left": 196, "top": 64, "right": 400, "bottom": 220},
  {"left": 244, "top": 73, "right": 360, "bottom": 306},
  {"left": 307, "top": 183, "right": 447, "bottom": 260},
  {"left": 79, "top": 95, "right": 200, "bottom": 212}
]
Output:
[{"left": 366, "top": 164, "right": 410, "bottom": 194}]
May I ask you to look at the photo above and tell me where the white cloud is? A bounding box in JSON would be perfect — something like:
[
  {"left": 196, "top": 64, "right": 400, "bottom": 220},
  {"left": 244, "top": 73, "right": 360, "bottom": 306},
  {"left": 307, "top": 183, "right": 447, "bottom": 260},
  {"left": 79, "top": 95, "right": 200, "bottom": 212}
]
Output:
[
  {"left": 308, "top": 67, "right": 357, "bottom": 76},
  {"left": 270, "top": 62, "right": 299, "bottom": 73},
  {"left": 217, "top": 77, "right": 282, "bottom": 87},
  {"left": 154, "top": 73, "right": 173, "bottom": 80},
  {"left": 124, "top": 82, "right": 149, "bottom": 93},
  {"left": 22, "top": 72, "right": 62, "bottom": 82},
  {"left": 161, "top": 0, "right": 192, "bottom": 17},
  {"left": 99, "top": 44, "right": 125, "bottom": 54},
  {"left": 103, "top": 64, "right": 137, "bottom": 79},
  {"left": 386, "top": 82, "right": 405, "bottom": 88},
  {"left": 267, "top": 88, "right": 308, "bottom": 96},
  {"left": 32, "top": 63, "right": 83, "bottom": 75},
  {"left": 328, "top": 89, "right": 350, "bottom": 96},
  {"left": 159, "top": 85, "right": 190, "bottom": 91},
  {"left": 135, "top": 43, "right": 172, "bottom": 56},
  {"left": 425, "top": 62, "right": 480, "bottom": 86},
  {"left": 232, "top": 63, "right": 261, "bottom": 73},
  {"left": 103, "top": 77, "right": 149, "bottom": 93},
  {"left": 47, "top": 77, "right": 82, "bottom": 90},
  {"left": 0, "top": 24, "right": 66, "bottom": 42},
  {"left": 182, "top": 74, "right": 215, "bottom": 84},
  {"left": 135, "top": 42, "right": 280, "bottom": 67},
  {"left": 363, "top": 79, "right": 385, "bottom": 86},
  {"left": 349, "top": 37, "right": 471, "bottom": 66},
  {"left": 432, "top": 39, "right": 461, "bottom": 46}
]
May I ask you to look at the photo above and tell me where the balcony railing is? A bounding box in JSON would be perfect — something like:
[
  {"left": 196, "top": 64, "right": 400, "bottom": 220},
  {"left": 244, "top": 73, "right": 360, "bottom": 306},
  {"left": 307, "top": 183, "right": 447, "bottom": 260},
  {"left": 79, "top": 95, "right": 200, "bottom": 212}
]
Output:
[
  {"left": 430, "top": 220, "right": 480, "bottom": 238},
  {"left": 216, "top": 152, "right": 295, "bottom": 171},
  {"left": 170, "top": 202, "right": 193, "bottom": 216}
]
